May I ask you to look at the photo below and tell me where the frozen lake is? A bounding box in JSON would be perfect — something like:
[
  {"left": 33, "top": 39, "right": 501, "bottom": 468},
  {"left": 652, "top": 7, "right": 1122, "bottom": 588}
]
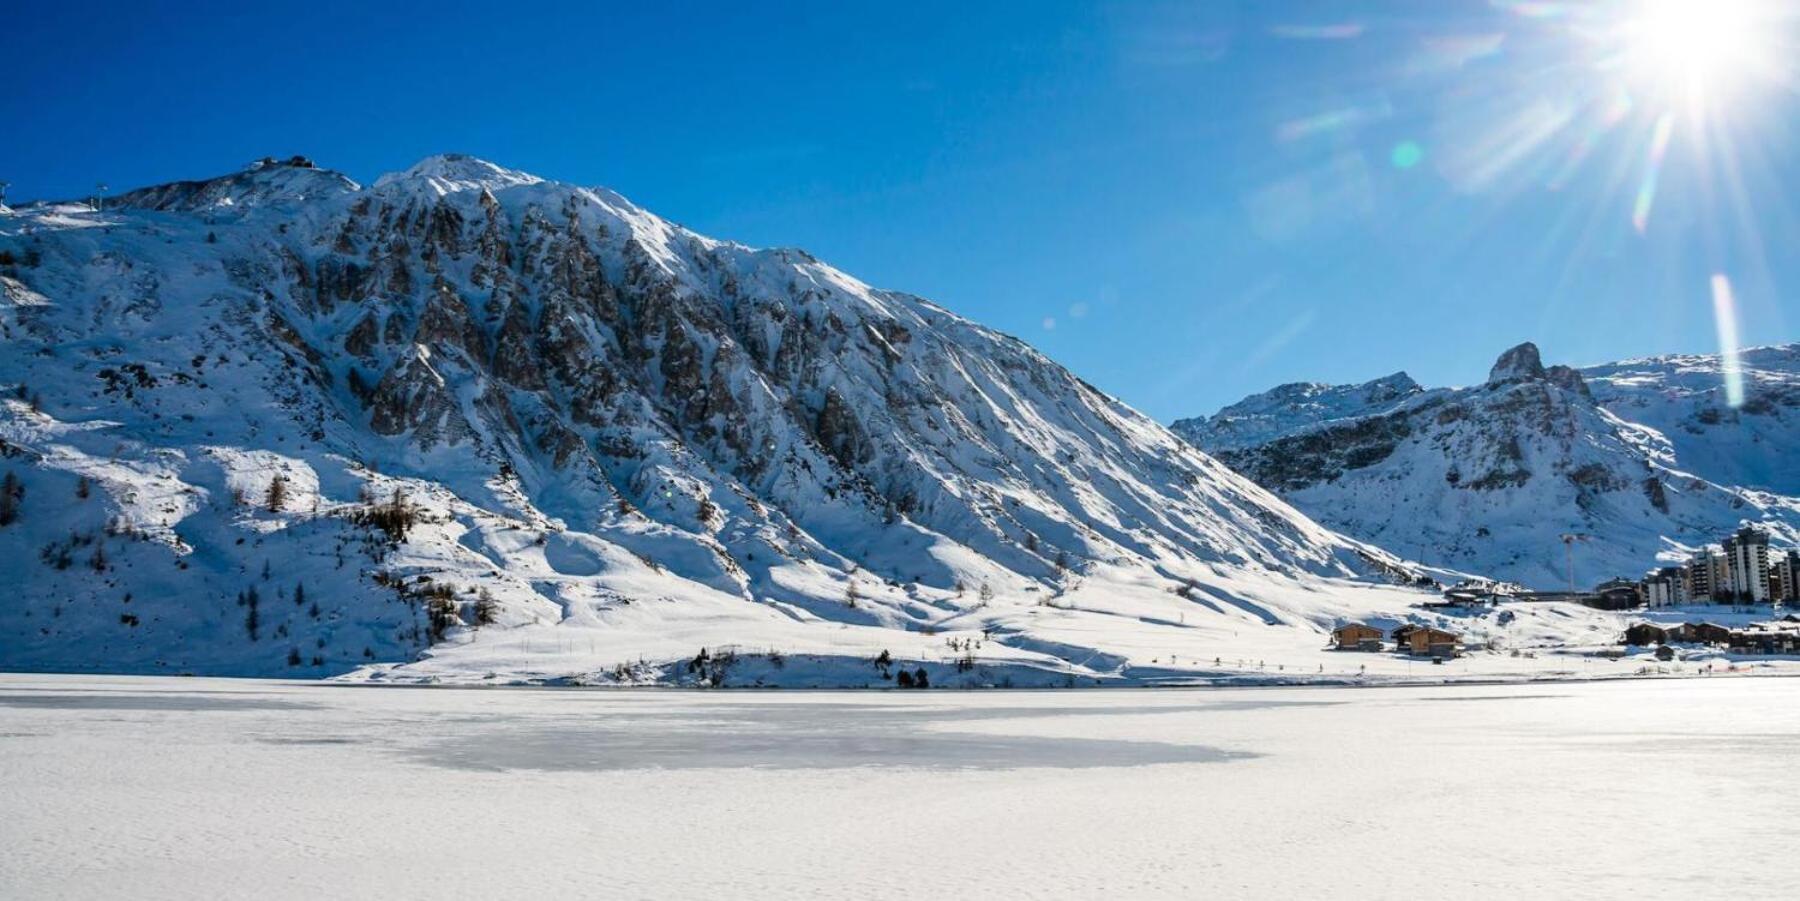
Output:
[{"left": 4, "top": 674, "right": 1796, "bottom": 898}]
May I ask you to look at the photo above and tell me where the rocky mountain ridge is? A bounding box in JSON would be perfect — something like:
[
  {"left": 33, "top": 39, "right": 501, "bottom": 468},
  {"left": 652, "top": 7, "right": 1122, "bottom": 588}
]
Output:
[
  {"left": 0, "top": 155, "right": 1443, "bottom": 683},
  {"left": 1175, "top": 342, "right": 1800, "bottom": 588}
]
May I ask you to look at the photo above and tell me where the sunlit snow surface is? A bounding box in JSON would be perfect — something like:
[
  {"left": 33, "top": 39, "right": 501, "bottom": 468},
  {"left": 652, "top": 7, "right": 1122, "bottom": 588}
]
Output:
[{"left": 4, "top": 674, "right": 1796, "bottom": 898}]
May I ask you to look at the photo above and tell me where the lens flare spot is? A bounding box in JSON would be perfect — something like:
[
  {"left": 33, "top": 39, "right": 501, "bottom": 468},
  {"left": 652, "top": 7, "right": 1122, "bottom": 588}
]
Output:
[
  {"left": 1711, "top": 274, "right": 1745, "bottom": 408},
  {"left": 1390, "top": 141, "right": 1424, "bottom": 169},
  {"left": 1631, "top": 112, "right": 1676, "bottom": 233},
  {"left": 1269, "top": 23, "right": 1366, "bottom": 41}
]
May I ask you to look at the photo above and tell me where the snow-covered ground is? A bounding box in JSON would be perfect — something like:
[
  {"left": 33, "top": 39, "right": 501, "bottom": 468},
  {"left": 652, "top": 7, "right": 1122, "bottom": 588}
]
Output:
[{"left": 4, "top": 673, "right": 1798, "bottom": 898}]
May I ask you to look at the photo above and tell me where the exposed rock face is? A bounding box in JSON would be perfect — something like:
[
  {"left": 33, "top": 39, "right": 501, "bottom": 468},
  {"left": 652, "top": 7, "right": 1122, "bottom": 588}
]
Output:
[
  {"left": 1487, "top": 342, "right": 1546, "bottom": 384},
  {"left": 1177, "top": 343, "right": 1800, "bottom": 588},
  {"left": 1543, "top": 365, "right": 1593, "bottom": 401},
  {"left": 1171, "top": 371, "right": 1421, "bottom": 454}
]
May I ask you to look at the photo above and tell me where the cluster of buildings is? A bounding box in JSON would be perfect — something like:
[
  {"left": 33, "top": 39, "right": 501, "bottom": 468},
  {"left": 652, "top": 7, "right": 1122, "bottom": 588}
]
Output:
[
  {"left": 1622, "top": 616, "right": 1800, "bottom": 656},
  {"left": 1330, "top": 623, "right": 1462, "bottom": 659},
  {"left": 1635, "top": 526, "right": 1800, "bottom": 608}
]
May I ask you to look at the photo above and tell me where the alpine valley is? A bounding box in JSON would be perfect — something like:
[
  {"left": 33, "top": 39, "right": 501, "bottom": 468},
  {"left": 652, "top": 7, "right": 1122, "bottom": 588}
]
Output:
[{"left": 0, "top": 156, "right": 1756, "bottom": 685}]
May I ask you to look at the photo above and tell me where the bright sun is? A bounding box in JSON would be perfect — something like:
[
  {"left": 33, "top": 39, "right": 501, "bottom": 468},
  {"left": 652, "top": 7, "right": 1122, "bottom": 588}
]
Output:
[{"left": 1624, "top": 0, "right": 1766, "bottom": 105}]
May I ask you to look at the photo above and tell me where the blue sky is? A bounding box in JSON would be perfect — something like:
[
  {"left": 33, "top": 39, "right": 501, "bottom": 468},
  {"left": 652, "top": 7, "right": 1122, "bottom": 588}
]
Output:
[{"left": 5, "top": 0, "right": 1796, "bottom": 419}]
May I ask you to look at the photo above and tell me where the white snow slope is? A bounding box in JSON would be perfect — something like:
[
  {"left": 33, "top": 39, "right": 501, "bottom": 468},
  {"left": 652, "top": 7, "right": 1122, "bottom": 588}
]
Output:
[
  {"left": 1174, "top": 342, "right": 1800, "bottom": 588},
  {"left": 2, "top": 157, "right": 1626, "bottom": 685}
]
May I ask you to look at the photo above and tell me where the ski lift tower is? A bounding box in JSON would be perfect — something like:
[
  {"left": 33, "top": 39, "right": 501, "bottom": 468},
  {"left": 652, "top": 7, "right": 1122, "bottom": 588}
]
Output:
[
  {"left": 94, "top": 183, "right": 108, "bottom": 212},
  {"left": 1559, "top": 533, "right": 1591, "bottom": 594},
  {"left": 0, "top": 180, "right": 10, "bottom": 207}
]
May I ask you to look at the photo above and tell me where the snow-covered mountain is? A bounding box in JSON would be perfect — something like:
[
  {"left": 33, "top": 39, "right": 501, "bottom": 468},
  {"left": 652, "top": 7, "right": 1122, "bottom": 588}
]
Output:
[
  {"left": 1174, "top": 342, "right": 1800, "bottom": 589},
  {"left": 1, "top": 155, "right": 1475, "bottom": 685},
  {"left": 1584, "top": 346, "right": 1800, "bottom": 497}
]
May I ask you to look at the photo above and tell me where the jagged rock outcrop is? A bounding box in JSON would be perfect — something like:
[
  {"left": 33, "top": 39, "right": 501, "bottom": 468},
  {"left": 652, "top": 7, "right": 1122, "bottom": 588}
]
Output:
[{"left": 1487, "top": 341, "right": 1547, "bottom": 384}]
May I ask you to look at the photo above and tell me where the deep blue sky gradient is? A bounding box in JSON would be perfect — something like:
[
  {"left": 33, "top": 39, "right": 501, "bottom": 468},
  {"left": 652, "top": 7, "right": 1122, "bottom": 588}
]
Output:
[{"left": 5, "top": 0, "right": 1796, "bottom": 418}]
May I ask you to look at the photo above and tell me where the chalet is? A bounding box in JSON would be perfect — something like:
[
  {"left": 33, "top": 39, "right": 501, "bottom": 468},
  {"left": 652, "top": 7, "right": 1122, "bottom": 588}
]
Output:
[
  {"left": 1331, "top": 622, "right": 1385, "bottom": 652},
  {"left": 1727, "top": 630, "right": 1800, "bottom": 655},
  {"left": 1621, "top": 623, "right": 1668, "bottom": 646},
  {"left": 1666, "top": 622, "right": 1733, "bottom": 646},
  {"left": 1401, "top": 626, "right": 1460, "bottom": 659}
]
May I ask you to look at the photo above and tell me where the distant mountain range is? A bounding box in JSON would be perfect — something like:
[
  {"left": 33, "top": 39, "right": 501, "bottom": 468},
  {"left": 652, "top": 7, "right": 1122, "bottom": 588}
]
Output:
[{"left": 1174, "top": 342, "right": 1800, "bottom": 588}]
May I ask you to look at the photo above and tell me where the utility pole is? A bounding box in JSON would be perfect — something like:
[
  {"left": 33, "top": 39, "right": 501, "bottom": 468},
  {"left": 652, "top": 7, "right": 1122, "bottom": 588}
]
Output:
[{"left": 1560, "top": 533, "right": 1590, "bottom": 594}]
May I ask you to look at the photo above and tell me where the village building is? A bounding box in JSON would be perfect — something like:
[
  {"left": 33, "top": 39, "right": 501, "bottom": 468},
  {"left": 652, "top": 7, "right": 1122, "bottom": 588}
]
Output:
[
  {"left": 1722, "top": 525, "right": 1771, "bottom": 603},
  {"left": 1397, "top": 626, "right": 1460, "bottom": 658},
  {"left": 1642, "top": 567, "right": 1684, "bottom": 607},
  {"left": 1685, "top": 551, "right": 1718, "bottom": 602},
  {"left": 1773, "top": 550, "right": 1800, "bottom": 603},
  {"left": 1727, "top": 628, "right": 1800, "bottom": 655},
  {"left": 1622, "top": 623, "right": 1668, "bottom": 646},
  {"left": 1330, "top": 622, "right": 1385, "bottom": 652},
  {"left": 1589, "top": 578, "right": 1643, "bottom": 610},
  {"left": 1665, "top": 622, "right": 1733, "bottom": 646}
]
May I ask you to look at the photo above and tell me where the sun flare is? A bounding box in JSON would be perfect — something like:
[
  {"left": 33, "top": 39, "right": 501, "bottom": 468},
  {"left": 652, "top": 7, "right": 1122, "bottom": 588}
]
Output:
[{"left": 1623, "top": 0, "right": 1767, "bottom": 106}]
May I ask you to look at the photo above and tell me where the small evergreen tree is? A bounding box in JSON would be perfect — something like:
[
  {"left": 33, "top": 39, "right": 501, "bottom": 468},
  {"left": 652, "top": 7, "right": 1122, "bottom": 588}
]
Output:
[
  {"left": 75, "top": 476, "right": 91, "bottom": 500},
  {"left": 265, "top": 474, "right": 289, "bottom": 512},
  {"left": 244, "top": 589, "right": 260, "bottom": 641},
  {"left": 912, "top": 668, "right": 929, "bottom": 689},
  {"left": 0, "top": 471, "right": 21, "bottom": 526}
]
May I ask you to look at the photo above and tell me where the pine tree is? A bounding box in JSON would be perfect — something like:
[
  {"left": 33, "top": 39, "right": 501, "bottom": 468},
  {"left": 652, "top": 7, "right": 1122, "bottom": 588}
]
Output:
[
  {"left": 293, "top": 582, "right": 306, "bottom": 607},
  {"left": 0, "top": 471, "right": 20, "bottom": 526},
  {"left": 265, "top": 474, "right": 289, "bottom": 512},
  {"left": 75, "top": 476, "right": 91, "bottom": 500},
  {"left": 244, "top": 588, "right": 260, "bottom": 641}
]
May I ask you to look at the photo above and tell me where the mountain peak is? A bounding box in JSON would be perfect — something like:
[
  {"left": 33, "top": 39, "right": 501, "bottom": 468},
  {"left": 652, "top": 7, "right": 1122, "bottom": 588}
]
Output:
[
  {"left": 373, "top": 154, "right": 544, "bottom": 197},
  {"left": 1487, "top": 342, "right": 1546, "bottom": 384}
]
